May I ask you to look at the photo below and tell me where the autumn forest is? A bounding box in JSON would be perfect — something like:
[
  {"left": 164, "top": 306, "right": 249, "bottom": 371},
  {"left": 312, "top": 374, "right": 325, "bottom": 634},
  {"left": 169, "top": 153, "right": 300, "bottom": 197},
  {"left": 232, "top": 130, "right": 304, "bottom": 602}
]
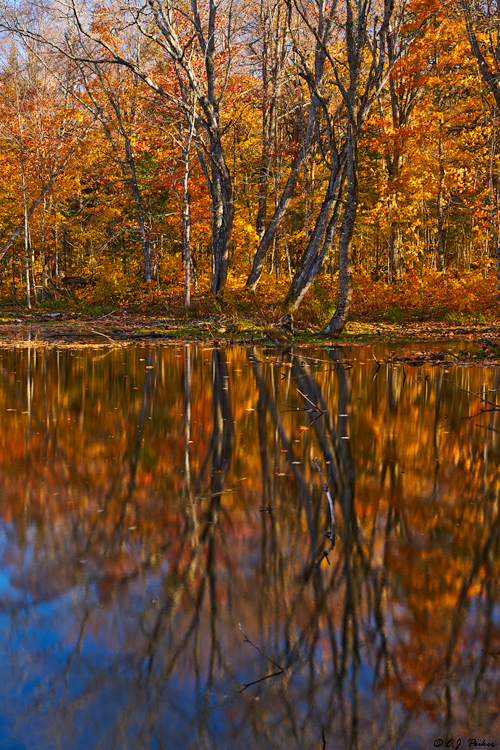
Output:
[{"left": 0, "top": 0, "right": 500, "bottom": 329}]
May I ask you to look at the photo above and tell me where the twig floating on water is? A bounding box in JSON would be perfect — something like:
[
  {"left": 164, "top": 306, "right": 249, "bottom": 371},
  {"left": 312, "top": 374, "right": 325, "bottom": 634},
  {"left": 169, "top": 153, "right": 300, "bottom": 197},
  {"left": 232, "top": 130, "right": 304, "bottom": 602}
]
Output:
[
  {"left": 238, "top": 624, "right": 285, "bottom": 692},
  {"left": 297, "top": 388, "right": 326, "bottom": 415},
  {"left": 90, "top": 328, "right": 117, "bottom": 344},
  {"left": 442, "top": 378, "right": 500, "bottom": 409}
]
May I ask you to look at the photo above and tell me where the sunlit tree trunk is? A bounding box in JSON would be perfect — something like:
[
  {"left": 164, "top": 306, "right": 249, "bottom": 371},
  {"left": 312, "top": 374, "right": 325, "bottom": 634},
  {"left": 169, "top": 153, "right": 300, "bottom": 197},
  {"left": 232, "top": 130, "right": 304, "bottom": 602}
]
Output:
[
  {"left": 284, "top": 157, "right": 346, "bottom": 310},
  {"left": 488, "top": 125, "right": 500, "bottom": 302},
  {"left": 245, "top": 0, "right": 335, "bottom": 291},
  {"left": 181, "top": 96, "right": 197, "bottom": 308}
]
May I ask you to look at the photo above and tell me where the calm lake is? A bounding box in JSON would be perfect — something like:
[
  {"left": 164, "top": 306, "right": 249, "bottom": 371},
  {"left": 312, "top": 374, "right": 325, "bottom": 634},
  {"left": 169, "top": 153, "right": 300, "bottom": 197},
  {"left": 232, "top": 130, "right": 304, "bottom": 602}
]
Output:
[{"left": 0, "top": 342, "right": 499, "bottom": 750}]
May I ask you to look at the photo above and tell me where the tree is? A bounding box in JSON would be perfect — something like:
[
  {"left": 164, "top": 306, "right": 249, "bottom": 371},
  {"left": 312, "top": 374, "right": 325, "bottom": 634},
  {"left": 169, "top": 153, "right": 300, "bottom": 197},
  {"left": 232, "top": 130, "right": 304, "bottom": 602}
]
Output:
[
  {"left": 283, "top": 0, "right": 418, "bottom": 332},
  {"left": 459, "top": 0, "right": 500, "bottom": 298},
  {"left": 1, "top": 0, "right": 238, "bottom": 296},
  {"left": 244, "top": 0, "right": 337, "bottom": 291}
]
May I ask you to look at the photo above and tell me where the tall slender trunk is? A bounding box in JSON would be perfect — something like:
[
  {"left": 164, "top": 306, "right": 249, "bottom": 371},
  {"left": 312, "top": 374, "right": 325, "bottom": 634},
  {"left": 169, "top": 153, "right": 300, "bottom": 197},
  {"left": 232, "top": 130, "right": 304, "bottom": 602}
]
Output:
[
  {"left": 24, "top": 208, "right": 31, "bottom": 309},
  {"left": 12, "top": 247, "right": 16, "bottom": 311},
  {"left": 29, "top": 221, "right": 37, "bottom": 304},
  {"left": 488, "top": 125, "right": 500, "bottom": 302},
  {"left": 182, "top": 97, "right": 197, "bottom": 308},
  {"left": 21, "top": 157, "right": 30, "bottom": 308},
  {"left": 245, "top": 0, "right": 336, "bottom": 292},
  {"left": 436, "top": 125, "right": 446, "bottom": 273},
  {"left": 245, "top": 99, "right": 319, "bottom": 290},
  {"left": 210, "top": 139, "right": 234, "bottom": 296},
  {"left": 324, "top": 125, "right": 358, "bottom": 335},
  {"left": 41, "top": 196, "right": 46, "bottom": 301},
  {"left": 124, "top": 134, "right": 152, "bottom": 284},
  {"left": 54, "top": 208, "right": 59, "bottom": 291},
  {"left": 14, "top": 69, "right": 31, "bottom": 308},
  {"left": 256, "top": 86, "right": 273, "bottom": 242},
  {"left": 105, "top": 90, "right": 152, "bottom": 285},
  {"left": 387, "top": 221, "right": 404, "bottom": 281},
  {"left": 284, "top": 156, "right": 346, "bottom": 310}
]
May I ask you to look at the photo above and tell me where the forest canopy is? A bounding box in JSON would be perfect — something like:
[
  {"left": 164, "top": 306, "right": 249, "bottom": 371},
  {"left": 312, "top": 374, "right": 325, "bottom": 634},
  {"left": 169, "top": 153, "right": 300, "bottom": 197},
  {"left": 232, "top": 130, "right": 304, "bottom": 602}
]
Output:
[{"left": 0, "top": 0, "right": 499, "bottom": 329}]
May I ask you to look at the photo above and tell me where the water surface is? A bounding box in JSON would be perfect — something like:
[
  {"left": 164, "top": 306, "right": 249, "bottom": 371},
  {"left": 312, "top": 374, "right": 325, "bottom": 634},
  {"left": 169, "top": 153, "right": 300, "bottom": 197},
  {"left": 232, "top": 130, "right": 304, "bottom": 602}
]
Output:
[{"left": 0, "top": 342, "right": 499, "bottom": 750}]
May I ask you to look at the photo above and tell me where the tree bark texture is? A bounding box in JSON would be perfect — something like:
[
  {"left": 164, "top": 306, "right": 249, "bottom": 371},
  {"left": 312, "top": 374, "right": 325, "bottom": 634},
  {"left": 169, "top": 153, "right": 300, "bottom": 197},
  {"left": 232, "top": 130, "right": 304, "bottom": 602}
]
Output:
[
  {"left": 284, "top": 157, "right": 346, "bottom": 310},
  {"left": 324, "top": 125, "right": 358, "bottom": 335}
]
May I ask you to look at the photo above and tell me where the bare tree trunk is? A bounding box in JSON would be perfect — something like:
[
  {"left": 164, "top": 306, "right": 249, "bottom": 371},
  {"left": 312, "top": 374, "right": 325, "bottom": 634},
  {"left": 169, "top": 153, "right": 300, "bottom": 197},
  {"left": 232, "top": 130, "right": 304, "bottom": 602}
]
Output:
[
  {"left": 461, "top": 1, "right": 500, "bottom": 111},
  {"left": 324, "top": 125, "right": 358, "bottom": 335},
  {"left": 15, "top": 71, "right": 31, "bottom": 309},
  {"left": 29, "top": 221, "right": 37, "bottom": 304},
  {"left": 436, "top": 124, "right": 446, "bottom": 273},
  {"left": 387, "top": 222, "right": 404, "bottom": 280},
  {"left": 124, "top": 133, "right": 152, "bottom": 284},
  {"left": 85, "top": 65, "right": 152, "bottom": 285},
  {"left": 284, "top": 157, "right": 346, "bottom": 310},
  {"left": 24, "top": 210, "right": 31, "bottom": 309},
  {"left": 210, "top": 139, "right": 234, "bottom": 296},
  {"left": 41, "top": 196, "right": 46, "bottom": 301},
  {"left": 488, "top": 125, "right": 500, "bottom": 302},
  {"left": 245, "top": 124, "right": 315, "bottom": 290},
  {"left": 182, "top": 97, "right": 197, "bottom": 308},
  {"left": 245, "top": 0, "right": 336, "bottom": 291},
  {"left": 255, "top": 0, "right": 288, "bottom": 242},
  {"left": 54, "top": 207, "right": 59, "bottom": 292},
  {"left": 12, "top": 246, "right": 16, "bottom": 311},
  {"left": 256, "top": 107, "right": 272, "bottom": 242}
]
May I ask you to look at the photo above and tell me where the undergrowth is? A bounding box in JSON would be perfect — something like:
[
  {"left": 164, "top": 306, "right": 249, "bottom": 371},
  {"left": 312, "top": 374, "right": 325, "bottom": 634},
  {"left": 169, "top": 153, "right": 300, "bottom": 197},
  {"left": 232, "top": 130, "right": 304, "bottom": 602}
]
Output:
[{"left": 3, "top": 266, "right": 499, "bottom": 326}]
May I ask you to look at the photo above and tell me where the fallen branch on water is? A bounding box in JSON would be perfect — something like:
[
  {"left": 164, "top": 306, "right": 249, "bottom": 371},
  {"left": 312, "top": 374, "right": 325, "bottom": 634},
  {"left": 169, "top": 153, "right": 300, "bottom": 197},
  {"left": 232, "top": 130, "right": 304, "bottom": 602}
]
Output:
[{"left": 238, "top": 624, "right": 285, "bottom": 692}]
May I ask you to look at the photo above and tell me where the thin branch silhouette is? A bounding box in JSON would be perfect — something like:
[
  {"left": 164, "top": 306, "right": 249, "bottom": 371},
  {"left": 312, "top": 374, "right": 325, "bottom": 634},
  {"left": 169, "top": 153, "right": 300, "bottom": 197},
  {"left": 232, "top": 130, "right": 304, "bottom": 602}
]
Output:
[
  {"left": 314, "top": 457, "right": 336, "bottom": 567},
  {"left": 238, "top": 624, "right": 285, "bottom": 693}
]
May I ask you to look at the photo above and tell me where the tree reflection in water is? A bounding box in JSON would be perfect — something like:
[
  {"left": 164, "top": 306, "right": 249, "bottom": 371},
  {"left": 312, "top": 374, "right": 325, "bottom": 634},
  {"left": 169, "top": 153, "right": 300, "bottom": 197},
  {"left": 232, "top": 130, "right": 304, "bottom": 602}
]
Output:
[{"left": 0, "top": 343, "right": 498, "bottom": 749}]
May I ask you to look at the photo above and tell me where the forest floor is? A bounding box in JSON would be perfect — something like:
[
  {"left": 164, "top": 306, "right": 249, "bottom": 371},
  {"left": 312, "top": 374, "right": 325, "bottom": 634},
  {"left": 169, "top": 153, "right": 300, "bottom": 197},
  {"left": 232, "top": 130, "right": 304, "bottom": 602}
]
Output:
[{"left": 1, "top": 308, "right": 500, "bottom": 366}]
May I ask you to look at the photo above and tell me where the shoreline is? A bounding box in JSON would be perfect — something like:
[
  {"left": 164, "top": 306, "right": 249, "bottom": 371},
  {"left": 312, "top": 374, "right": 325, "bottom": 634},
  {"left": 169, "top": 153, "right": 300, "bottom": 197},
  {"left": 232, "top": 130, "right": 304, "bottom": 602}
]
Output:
[{"left": 0, "top": 313, "right": 499, "bottom": 365}]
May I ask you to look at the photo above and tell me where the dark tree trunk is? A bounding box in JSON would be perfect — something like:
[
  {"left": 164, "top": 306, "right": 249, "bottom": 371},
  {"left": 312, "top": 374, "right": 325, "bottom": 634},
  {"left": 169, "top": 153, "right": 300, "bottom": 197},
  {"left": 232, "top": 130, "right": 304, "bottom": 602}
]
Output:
[
  {"left": 284, "top": 157, "right": 346, "bottom": 310},
  {"left": 124, "top": 134, "right": 151, "bottom": 284},
  {"left": 387, "top": 223, "right": 404, "bottom": 281},
  {"left": 210, "top": 139, "right": 234, "bottom": 296},
  {"left": 245, "top": 0, "right": 335, "bottom": 291},
  {"left": 245, "top": 111, "right": 316, "bottom": 290},
  {"left": 324, "top": 128, "right": 358, "bottom": 336}
]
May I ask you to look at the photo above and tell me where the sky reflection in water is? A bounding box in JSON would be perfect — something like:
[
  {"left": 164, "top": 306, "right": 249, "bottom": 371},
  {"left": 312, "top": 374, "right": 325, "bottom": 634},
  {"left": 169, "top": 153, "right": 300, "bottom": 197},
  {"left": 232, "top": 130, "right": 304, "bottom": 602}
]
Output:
[{"left": 0, "top": 342, "right": 499, "bottom": 750}]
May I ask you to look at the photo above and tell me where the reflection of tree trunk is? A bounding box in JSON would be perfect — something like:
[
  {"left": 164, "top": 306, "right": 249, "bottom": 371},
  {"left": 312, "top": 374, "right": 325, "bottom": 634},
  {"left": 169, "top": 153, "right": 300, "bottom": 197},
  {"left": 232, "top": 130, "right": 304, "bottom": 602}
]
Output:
[
  {"left": 482, "top": 369, "right": 498, "bottom": 495},
  {"left": 434, "top": 371, "right": 442, "bottom": 462},
  {"left": 210, "top": 349, "right": 234, "bottom": 495},
  {"left": 195, "top": 349, "right": 234, "bottom": 497},
  {"left": 292, "top": 358, "right": 343, "bottom": 495},
  {"left": 331, "top": 348, "right": 355, "bottom": 535},
  {"left": 257, "top": 389, "right": 272, "bottom": 504},
  {"left": 124, "top": 350, "right": 152, "bottom": 513},
  {"left": 249, "top": 348, "right": 310, "bottom": 499},
  {"left": 329, "top": 348, "right": 358, "bottom": 702},
  {"left": 184, "top": 345, "right": 193, "bottom": 501}
]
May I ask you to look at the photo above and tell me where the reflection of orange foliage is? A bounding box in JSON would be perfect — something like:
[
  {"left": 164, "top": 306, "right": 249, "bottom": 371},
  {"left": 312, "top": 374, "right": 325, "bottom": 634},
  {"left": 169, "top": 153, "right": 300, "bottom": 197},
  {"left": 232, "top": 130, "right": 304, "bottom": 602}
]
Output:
[{"left": 0, "top": 343, "right": 500, "bottom": 721}]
